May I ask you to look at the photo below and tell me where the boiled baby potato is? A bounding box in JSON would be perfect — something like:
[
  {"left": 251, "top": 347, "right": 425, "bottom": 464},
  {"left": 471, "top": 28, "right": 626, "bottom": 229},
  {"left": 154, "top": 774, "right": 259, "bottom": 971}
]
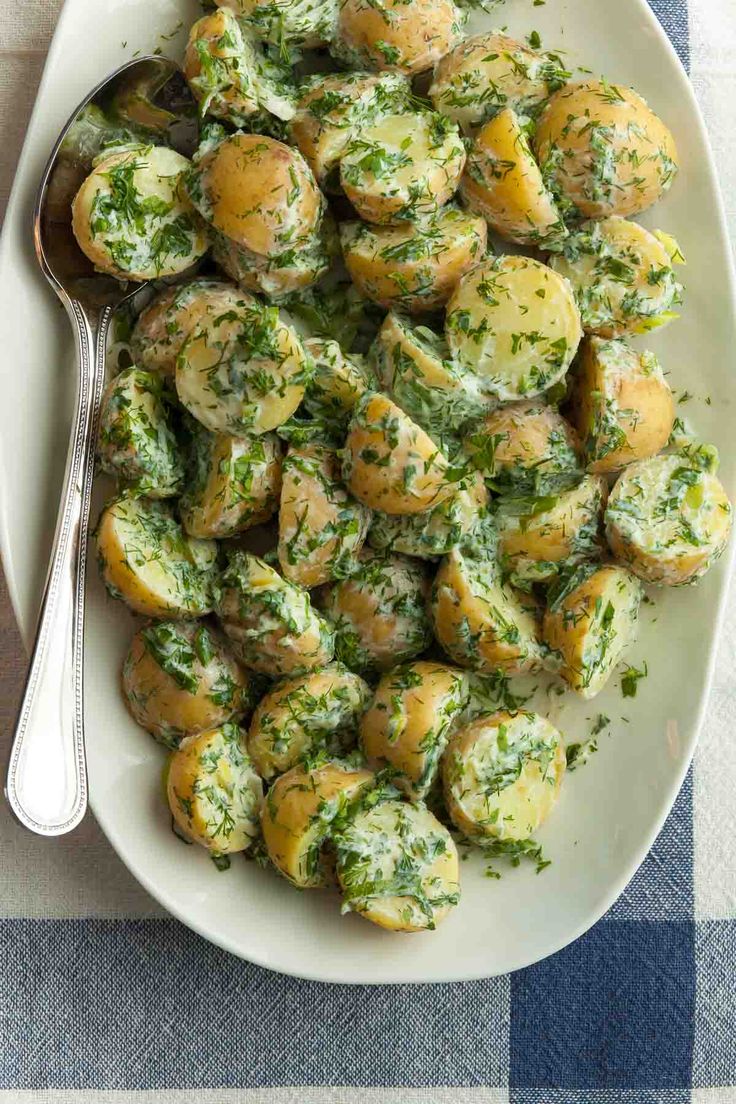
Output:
[
  {"left": 167, "top": 723, "right": 263, "bottom": 854},
  {"left": 445, "top": 255, "right": 582, "bottom": 400},
  {"left": 130, "top": 279, "right": 252, "bottom": 376},
  {"left": 278, "top": 443, "right": 371, "bottom": 587},
  {"left": 335, "top": 800, "right": 460, "bottom": 932},
  {"left": 96, "top": 496, "right": 217, "bottom": 618},
  {"left": 443, "top": 711, "right": 566, "bottom": 842},
  {"left": 495, "top": 473, "right": 606, "bottom": 587},
  {"left": 431, "top": 547, "right": 543, "bottom": 674},
  {"left": 176, "top": 299, "right": 311, "bottom": 436},
  {"left": 216, "top": 0, "right": 338, "bottom": 48},
  {"left": 72, "top": 145, "right": 209, "bottom": 281},
  {"left": 534, "top": 79, "right": 678, "bottom": 220},
  {"left": 212, "top": 217, "right": 334, "bottom": 299},
  {"left": 320, "top": 550, "right": 432, "bottom": 674},
  {"left": 289, "top": 71, "right": 409, "bottom": 186},
  {"left": 339, "top": 112, "right": 466, "bottom": 225},
  {"left": 341, "top": 206, "right": 487, "bottom": 315},
  {"left": 460, "top": 107, "right": 565, "bottom": 247},
  {"left": 184, "top": 10, "right": 260, "bottom": 125},
  {"left": 464, "top": 400, "right": 580, "bottom": 496},
  {"left": 605, "top": 448, "right": 733, "bottom": 586},
  {"left": 216, "top": 550, "right": 335, "bottom": 676},
  {"left": 248, "top": 663, "right": 371, "bottom": 779},
  {"left": 570, "top": 337, "right": 675, "bottom": 472},
  {"left": 180, "top": 422, "right": 282, "bottom": 540},
  {"left": 332, "top": 0, "right": 462, "bottom": 75},
  {"left": 183, "top": 133, "right": 321, "bottom": 258},
  {"left": 543, "top": 564, "right": 643, "bottom": 699},
  {"left": 122, "top": 620, "right": 252, "bottom": 748},
  {"left": 548, "top": 217, "right": 684, "bottom": 338},
  {"left": 302, "top": 338, "right": 376, "bottom": 423},
  {"left": 97, "top": 367, "right": 184, "bottom": 498},
  {"left": 261, "top": 761, "right": 375, "bottom": 887},
  {"left": 360, "top": 661, "right": 467, "bottom": 799},
  {"left": 368, "top": 471, "right": 487, "bottom": 560},
  {"left": 343, "top": 392, "right": 452, "bottom": 515},
  {"left": 429, "top": 31, "right": 569, "bottom": 132}
]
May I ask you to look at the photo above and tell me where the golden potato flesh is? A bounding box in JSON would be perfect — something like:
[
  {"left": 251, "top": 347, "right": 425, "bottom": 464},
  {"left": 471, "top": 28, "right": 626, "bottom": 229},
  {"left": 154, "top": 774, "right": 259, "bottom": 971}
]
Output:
[
  {"left": 167, "top": 723, "right": 263, "bottom": 853},
  {"left": 543, "top": 564, "right": 643, "bottom": 699},
  {"left": 443, "top": 711, "right": 566, "bottom": 842},
  {"left": 261, "top": 761, "right": 375, "bottom": 887},
  {"left": 183, "top": 133, "right": 321, "bottom": 258},
  {"left": 71, "top": 146, "right": 208, "bottom": 281},
  {"left": 430, "top": 548, "right": 542, "bottom": 674},
  {"left": 464, "top": 401, "right": 580, "bottom": 496},
  {"left": 216, "top": 551, "right": 335, "bottom": 677},
  {"left": 175, "top": 301, "right": 310, "bottom": 436},
  {"left": 96, "top": 497, "right": 217, "bottom": 619},
  {"left": 340, "top": 112, "right": 465, "bottom": 224},
  {"left": 180, "top": 424, "right": 282, "bottom": 540},
  {"left": 342, "top": 392, "right": 452, "bottom": 515},
  {"left": 368, "top": 470, "right": 487, "bottom": 560},
  {"left": 360, "top": 661, "right": 467, "bottom": 799},
  {"left": 335, "top": 800, "right": 460, "bottom": 931},
  {"left": 341, "top": 206, "right": 487, "bottom": 314},
  {"left": 571, "top": 337, "right": 675, "bottom": 472},
  {"left": 130, "top": 280, "right": 253, "bottom": 377},
  {"left": 184, "top": 10, "right": 260, "bottom": 126},
  {"left": 548, "top": 218, "right": 684, "bottom": 338},
  {"left": 332, "top": 0, "right": 462, "bottom": 75},
  {"left": 278, "top": 443, "right": 371, "bottom": 588},
  {"left": 248, "top": 663, "right": 371, "bottom": 780},
  {"left": 605, "top": 449, "right": 733, "bottom": 586},
  {"left": 122, "top": 620, "right": 252, "bottom": 748},
  {"left": 445, "top": 255, "right": 582, "bottom": 400},
  {"left": 534, "top": 80, "right": 679, "bottom": 220},
  {"left": 460, "top": 107, "right": 565, "bottom": 247},
  {"left": 303, "top": 338, "right": 375, "bottom": 422},
  {"left": 319, "top": 550, "right": 432, "bottom": 674},
  {"left": 495, "top": 473, "right": 606, "bottom": 587},
  {"left": 211, "top": 219, "right": 333, "bottom": 299},
  {"left": 429, "top": 31, "right": 569, "bottom": 132}
]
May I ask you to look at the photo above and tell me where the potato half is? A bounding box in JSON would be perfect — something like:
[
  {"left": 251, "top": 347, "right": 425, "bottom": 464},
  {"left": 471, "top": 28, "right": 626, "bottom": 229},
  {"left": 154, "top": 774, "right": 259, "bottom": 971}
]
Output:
[
  {"left": 332, "top": 0, "right": 462, "bottom": 75},
  {"left": 464, "top": 401, "right": 580, "bottom": 496},
  {"left": 368, "top": 470, "right": 488, "bottom": 560},
  {"left": 184, "top": 10, "right": 260, "bottom": 126},
  {"left": 303, "top": 338, "right": 376, "bottom": 423}
]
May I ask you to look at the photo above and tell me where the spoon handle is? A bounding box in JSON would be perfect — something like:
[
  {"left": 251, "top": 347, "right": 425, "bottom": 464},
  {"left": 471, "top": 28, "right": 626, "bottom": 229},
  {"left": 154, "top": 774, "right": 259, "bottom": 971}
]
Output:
[{"left": 5, "top": 302, "right": 111, "bottom": 835}]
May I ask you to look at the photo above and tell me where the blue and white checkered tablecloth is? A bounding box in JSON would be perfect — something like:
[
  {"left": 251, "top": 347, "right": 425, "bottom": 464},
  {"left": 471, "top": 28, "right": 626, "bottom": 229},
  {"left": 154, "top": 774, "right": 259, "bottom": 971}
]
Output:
[{"left": 2, "top": 0, "right": 736, "bottom": 1100}]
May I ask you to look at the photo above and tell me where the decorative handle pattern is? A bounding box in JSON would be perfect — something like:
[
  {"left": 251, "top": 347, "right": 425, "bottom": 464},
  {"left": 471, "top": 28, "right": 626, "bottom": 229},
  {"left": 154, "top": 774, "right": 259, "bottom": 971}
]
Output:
[{"left": 5, "top": 300, "right": 111, "bottom": 835}]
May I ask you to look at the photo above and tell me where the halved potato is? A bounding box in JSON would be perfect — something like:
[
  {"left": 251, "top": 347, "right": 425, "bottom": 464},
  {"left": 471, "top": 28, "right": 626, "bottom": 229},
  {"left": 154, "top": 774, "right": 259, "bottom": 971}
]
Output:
[
  {"left": 534, "top": 79, "right": 678, "bottom": 220},
  {"left": 261, "top": 761, "right": 375, "bottom": 887},
  {"left": 303, "top": 338, "right": 376, "bottom": 422},
  {"left": 319, "top": 550, "right": 432, "bottom": 674},
  {"left": 122, "top": 620, "right": 252, "bottom": 748},
  {"left": 96, "top": 496, "right": 217, "bottom": 618},
  {"left": 340, "top": 206, "right": 487, "bottom": 313},
  {"left": 368, "top": 469, "right": 488, "bottom": 560},
  {"left": 212, "top": 217, "right": 334, "bottom": 299},
  {"left": 431, "top": 547, "right": 543, "bottom": 674},
  {"left": 340, "top": 112, "right": 465, "bottom": 224},
  {"left": 335, "top": 799, "right": 460, "bottom": 931},
  {"left": 443, "top": 711, "right": 566, "bottom": 842},
  {"left": 184, "top": 10, "right": 260, "bottom": 125},
  {"left": 72, "top": 145, "right": 209, "bottom": 281},
  {"left": 570, "top": 337, "right": 675, "bottom": 472},
  {"left": 360, "top": 661, "right": 467, "bottom": 799},
  {"left": 216, "top": 551, "right": 335, "bottom": 677},
  {"left": 543, "top": 564, "right": 643, "bottom": 698},
  {"left": 278, "top": 443, "right": 371, "bottom": 587},
  {"left": 548, "top": 217, "right": 684, "bottom": 338},
  {"left": 248, "top": 663, "right": 371, "bottom": 780},
  {"left": 445, "top": 255, "right": 582, "bottom": 400},
  {"left": 460, "top": 107, "right": 565, "bottom": 246},
  {"left": 216, "top": 0, "right": 339, "bottom": 48},
  {"left": 167, "top": 723, "right": 263, "bottom": 853},
  {"left": 605, "top": 449, "right": 733, "bottom": 585},
  {"left": 464, "top": 400, "right": 580, "bottom": 496},
  {"left": 332, "top": 0, "right": 462, "bottom": 75}
]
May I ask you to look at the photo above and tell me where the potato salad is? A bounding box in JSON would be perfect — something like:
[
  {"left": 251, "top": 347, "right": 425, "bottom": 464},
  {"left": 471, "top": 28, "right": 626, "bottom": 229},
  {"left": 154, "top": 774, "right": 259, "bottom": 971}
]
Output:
[{"left": 76, "top": 0, "right": 732, "bottom": 936}]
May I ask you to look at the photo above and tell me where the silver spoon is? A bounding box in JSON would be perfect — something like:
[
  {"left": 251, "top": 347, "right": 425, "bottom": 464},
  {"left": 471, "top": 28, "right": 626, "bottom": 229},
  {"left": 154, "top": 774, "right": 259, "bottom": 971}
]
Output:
[{"left": 5, "top": 55, "right": 198, "bottom": 836}]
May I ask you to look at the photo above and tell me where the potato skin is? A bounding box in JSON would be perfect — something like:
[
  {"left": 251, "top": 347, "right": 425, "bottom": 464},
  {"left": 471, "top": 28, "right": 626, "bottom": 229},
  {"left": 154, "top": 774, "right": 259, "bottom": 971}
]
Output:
[
  {"left": 332, "top": 0, "right": 462, "bottom": 75},
  {"left": 167, "top": 723, "right": 263, "bottom": 853},
  {"left": 122, "top": 621, "right": 252, "bottom": 748},
  {"left": 184, "top": 10, "right": 260, "bottom": 126},
  {"left": 360, "top": 661, "right": 467, "bottom": 799},
  {"left": 534, "top": 80, "right": 678, "bottom": 220},
  {"left": 570, "top": 337, "right": 675, "bottom": 472},
  {"left": 443, "top": 711, "right": 566, "bottom": 842},
  {"left": 465, "top": 401, "right": 580, "bottom": 496},
  {"left": 261, "top": 761, "right": 375, "bottom": 887},
  {"left": 543, "top": 564, "right": 643, "bottom": 699},
  {"left": 342, "top": 392, "right": 452, "bottom": 515}
]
